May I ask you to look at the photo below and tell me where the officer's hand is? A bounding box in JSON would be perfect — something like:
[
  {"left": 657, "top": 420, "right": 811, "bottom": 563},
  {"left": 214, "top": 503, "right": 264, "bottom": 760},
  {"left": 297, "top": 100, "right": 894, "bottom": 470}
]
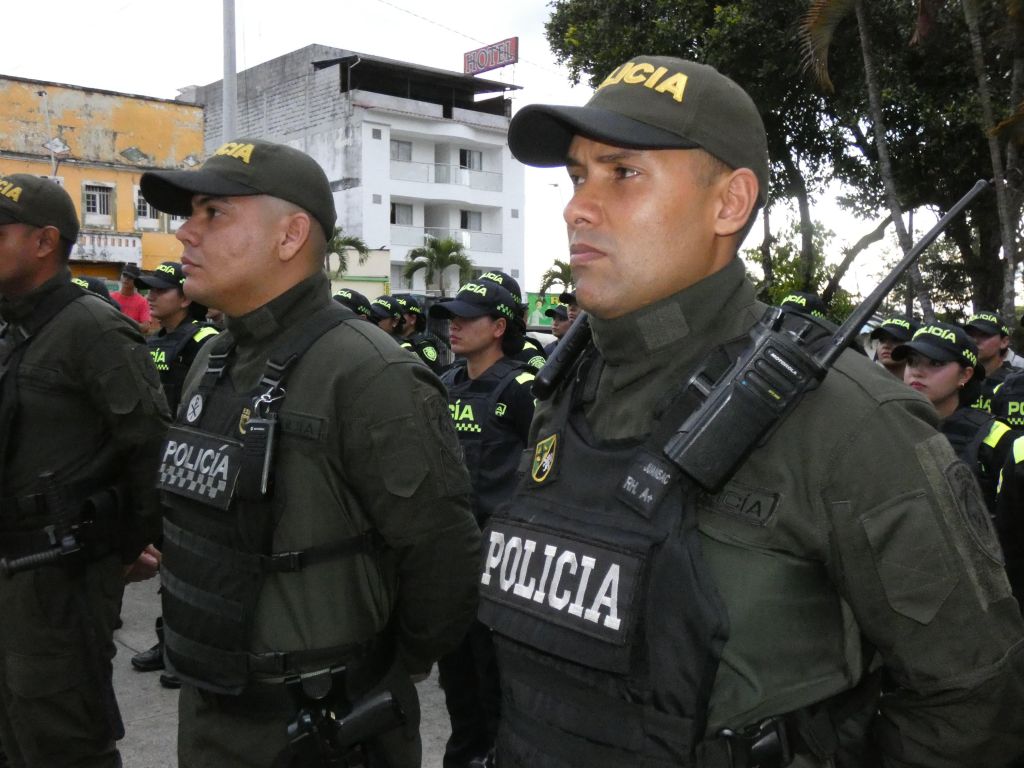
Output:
[{"left": 123, "top": 543, "right": 162, "bottom": 582}]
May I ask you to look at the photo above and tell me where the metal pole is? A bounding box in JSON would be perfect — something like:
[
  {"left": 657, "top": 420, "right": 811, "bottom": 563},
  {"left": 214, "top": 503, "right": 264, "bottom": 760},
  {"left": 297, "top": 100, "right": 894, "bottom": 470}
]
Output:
[{"left": 222, "top": 0, "right": 238, "bottom": 142}]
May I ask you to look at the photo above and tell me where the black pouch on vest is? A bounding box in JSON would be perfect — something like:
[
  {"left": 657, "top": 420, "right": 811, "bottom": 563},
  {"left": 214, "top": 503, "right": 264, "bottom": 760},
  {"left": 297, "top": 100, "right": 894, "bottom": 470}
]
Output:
[{"left": 237, "top": 415, "right": 277, "bottom": 501}]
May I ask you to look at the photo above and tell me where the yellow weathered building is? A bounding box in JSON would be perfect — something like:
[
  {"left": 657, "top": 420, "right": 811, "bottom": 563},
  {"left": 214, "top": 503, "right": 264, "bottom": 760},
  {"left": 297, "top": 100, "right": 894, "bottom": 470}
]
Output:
[{"left": 0, "top": 75, "right": 204, "bottom": 280}]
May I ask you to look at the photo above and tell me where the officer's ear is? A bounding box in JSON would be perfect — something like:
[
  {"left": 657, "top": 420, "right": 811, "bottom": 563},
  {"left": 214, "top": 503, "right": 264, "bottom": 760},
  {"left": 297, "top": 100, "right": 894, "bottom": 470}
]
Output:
[
  {"left": 276, "top": 210, "right": 313, "bottom": 264},
  {"left": 713, "top": 168, "right": 759, "bottom": 239},
  {"left": 493, "top": 316, "right": 508, "bottom": 339},
  {"left": 35, "top": 225, "right": 64, "bottom": 261}
]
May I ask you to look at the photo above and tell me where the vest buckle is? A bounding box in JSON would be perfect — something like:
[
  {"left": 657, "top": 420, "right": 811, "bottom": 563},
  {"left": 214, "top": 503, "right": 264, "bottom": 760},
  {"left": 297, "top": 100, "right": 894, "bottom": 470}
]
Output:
[{"left": 718, "top": 716, "right": 793, "bottom": 768}]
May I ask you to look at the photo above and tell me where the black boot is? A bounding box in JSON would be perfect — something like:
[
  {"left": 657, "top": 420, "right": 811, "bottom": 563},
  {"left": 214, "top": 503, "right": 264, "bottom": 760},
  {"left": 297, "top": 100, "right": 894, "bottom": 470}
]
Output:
[
  {"left": 159, "top": 672, "right": 182, "bottom": 689},
  {"left": 131, "top": 617, "right": 165, "bottom": 672}
]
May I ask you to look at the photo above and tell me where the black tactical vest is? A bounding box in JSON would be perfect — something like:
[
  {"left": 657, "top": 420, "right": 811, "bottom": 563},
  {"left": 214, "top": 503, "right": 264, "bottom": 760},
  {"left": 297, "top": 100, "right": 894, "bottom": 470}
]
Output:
[
  {"left": 441, "top": 357, "right": 529, "bottom": 525},
  {"left": 400, "top": 331, "right": 443, "bottom": 373},
  {"left": 942, "top": 406, "right": 993, "bottom": 467},
  {"left": 478, "top": 348, "right": 730, "bottom": 767},
  {"left": 157, "top": 306, "right": 382, "bottom": 695},
  {"left": 993, "top": 370, "right": 1024, "bottom": 427},
  {"left": 147, "top": 320, "right": 215, "bottom": 413}
]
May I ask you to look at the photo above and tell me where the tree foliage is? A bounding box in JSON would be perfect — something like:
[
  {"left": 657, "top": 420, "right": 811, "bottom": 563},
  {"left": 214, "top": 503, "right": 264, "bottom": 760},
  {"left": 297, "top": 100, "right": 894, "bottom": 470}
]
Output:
[
  {"left": 538, "top": 259, "right": 574, "bottom": 295},
  {"left": 545, "top": 0, "right": 1023, "bottom": 312},
  {"left": 402, "top": 236, "right": 474, "bottom": 294},
  {"left": 326, "top": 228, "right": 369, "bottom": 276}
]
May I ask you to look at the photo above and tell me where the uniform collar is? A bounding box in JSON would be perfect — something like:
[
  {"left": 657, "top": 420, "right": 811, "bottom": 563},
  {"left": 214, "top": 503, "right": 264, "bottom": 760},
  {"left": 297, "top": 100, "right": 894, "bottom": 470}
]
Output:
[
  {"left": 0, "top": 267, "right": 72, "bottom": 325},
  {"left": 590, "top": 257, "right": 755, "bottom": 375},
  {"left": 226, "top": 271, "right": 331, "bottom": 345}
]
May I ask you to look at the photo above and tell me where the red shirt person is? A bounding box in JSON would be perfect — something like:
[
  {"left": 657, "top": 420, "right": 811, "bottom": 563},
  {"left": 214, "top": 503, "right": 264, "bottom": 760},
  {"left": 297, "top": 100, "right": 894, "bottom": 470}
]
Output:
[{"left": 111, "top": 264, "right": 151, "bottom": 332}]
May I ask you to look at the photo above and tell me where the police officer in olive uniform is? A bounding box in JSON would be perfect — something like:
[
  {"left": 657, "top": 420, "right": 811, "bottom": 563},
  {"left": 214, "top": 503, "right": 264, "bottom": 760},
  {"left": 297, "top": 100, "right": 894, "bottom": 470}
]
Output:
[
  {"left": 395, "top": 295, "right": 444, "bottom": 374},
  {"left": 136, "top": 261, "right": 219, "bottom": 414},
  {"left": 778, "top": 290, "right": 829, "bottom": 321},
  {"left": 332, "top": 287, "right": 374, "bottom": 321},
  {"left": 892, "top": 322, "right": 1017, "bottom": 513},
  {"left": 476, "top": 271, "right": 547, "bottom": 372},
  {"left": 428, "top": 280, "right": 536, "bottom": 768},
  {"left": 369, "top": 295, "right": 406, "bottom": 338},
  {"left": 0, "top": 174, "right": 168, "bottom": 767},
  {"left": 543, "top": 304, "right": 570, "bottom": 356},
  {"left": 967, "top": 311, "right": 1014, "bottom": 411},
  {"left": 868, "top": 315, "right": 920, "bottom": 379},
  {"left": 129, "top": 261, "right": 218, "bottom": 687},
  {"left": 140, "top": 138, "right": 479, "bottom": 768},
  {"left": 477, "top": 56, "right": 1024, "bottom": 767}
]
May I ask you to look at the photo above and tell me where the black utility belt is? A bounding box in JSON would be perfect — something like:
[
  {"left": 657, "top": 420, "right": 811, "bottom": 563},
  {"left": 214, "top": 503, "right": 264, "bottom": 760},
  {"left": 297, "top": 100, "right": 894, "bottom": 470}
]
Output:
[{"left": 0, "top": 522, "right": 114, "bottom": 561}]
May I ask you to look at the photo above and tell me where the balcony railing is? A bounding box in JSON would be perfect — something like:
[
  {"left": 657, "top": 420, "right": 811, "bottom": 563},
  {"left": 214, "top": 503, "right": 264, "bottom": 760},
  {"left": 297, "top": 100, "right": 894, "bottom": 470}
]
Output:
[
  {"left": 389, "top": 160, "right": 503, "bottom": 192},
  {"left": 390, "top": 225, "right": 503, "bottom": 253}
]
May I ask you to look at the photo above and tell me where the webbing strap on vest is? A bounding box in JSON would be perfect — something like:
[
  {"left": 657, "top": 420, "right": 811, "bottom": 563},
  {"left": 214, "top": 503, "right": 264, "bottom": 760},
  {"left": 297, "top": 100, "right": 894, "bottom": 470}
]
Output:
[
  {"left": 164, "top": 518, "right": 380, "bottom": 575},
  {"left": 0, "top": 281, "right": 88, "bottom": 491}
]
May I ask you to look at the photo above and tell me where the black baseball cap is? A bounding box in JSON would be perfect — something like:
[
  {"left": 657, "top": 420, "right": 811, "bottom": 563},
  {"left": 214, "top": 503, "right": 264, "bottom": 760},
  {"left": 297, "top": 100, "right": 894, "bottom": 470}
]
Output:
[
  {"left": 429, "top": 281, "right": 519, "bottom": 322},
  {"left": 870, "top": 316, "right": 920, "bottom": 342},
  {"left": 893, "top": 322, "right": 980, "bottom": 370},
  {"left": 0, "top": 173, "right": 80, "bottom": 242},
  {"left": 779, "top": 291, "right": 827, "bottom": 319},
  {"left": 477, "top": 270, "right": 523, "bottom": 306},
  {"left": 545, "top": 305, "right": 569, "bottom": 321},
  {"left": 369, "top": 295, "right": 404, "bottom": 322},
  {"left": 508, "top": 55, "right": 769, "bottom": 205},
  {"left": 71, "top": 275, "right": 112, "bottom": 301},
  {"left": 965, "top": 311, "right": 1009, "bottom": 337},
  {"left": 140, "top": 138, "right": 337, "bottom": 240},
  {"left": 135, "top": 261, "right": 185, "bottom": 291},
  {"left": 333, "top": 288, "right": 373, "bottom": 318}
]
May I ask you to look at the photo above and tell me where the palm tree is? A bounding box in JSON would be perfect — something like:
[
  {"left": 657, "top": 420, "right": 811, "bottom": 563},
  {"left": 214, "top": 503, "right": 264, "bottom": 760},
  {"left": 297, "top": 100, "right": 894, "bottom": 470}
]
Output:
[
  {"left": 403, "top": 236, "right": 474, "bottom": 295},
  {"left": 801, "top": 0, "right": 936, "bottom": 320},
  {"left": 538, "top": 259, "right": 574, "bottom": 296},
  {"left": 326, "top": 227, "right": 369, "bottom": 276}
]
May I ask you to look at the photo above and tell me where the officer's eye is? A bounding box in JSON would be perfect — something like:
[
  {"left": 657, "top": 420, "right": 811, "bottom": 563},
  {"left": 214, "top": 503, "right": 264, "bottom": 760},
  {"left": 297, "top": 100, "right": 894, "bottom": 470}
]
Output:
[
  {"left": 567, "top": 171, "right": 584, "bottom": 187},
  {"left": 613, "top": 166, "right": 640, "bottom": 179}
]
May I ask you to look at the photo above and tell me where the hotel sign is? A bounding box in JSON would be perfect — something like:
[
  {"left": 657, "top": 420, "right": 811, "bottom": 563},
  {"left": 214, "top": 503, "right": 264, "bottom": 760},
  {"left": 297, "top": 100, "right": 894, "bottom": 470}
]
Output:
[{"left": 464, "top": 37, "right": 519, "bottom": 75}]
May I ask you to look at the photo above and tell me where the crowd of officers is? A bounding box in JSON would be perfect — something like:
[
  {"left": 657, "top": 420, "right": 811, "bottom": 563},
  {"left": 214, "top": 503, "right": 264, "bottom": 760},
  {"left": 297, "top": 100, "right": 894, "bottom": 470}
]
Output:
[{"left": 2, "top": 51, "right": 1024, "bottom": 768}]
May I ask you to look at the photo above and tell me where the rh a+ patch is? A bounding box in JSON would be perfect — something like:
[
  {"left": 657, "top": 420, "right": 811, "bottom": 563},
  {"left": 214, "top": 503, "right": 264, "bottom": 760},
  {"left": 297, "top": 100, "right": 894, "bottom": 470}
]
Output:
[{"left": 531, "top": 433, "right": 558, "bottom": 484}]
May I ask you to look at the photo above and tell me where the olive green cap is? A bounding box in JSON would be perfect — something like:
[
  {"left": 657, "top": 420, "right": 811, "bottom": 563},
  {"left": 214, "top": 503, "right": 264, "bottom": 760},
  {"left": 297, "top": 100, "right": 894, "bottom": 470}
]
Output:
[
  {"left": 509, "top": 55, "right": 769, "bottom": 205},
  {"left": 140, "top": 138, "right": 337, "bottom": 239},
  {"left": 0, "top": 173, "right": 80, "bottom": 242}
]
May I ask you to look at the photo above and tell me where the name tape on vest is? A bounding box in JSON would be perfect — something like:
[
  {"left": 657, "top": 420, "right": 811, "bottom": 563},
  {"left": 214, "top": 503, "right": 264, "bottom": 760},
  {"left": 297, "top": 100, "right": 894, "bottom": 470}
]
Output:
[
  {"left": 480, "top": 520, "right": 641, "bottom": 646},
  {"left": 157, "top": 425, "right": 242, "bottom": 510}
]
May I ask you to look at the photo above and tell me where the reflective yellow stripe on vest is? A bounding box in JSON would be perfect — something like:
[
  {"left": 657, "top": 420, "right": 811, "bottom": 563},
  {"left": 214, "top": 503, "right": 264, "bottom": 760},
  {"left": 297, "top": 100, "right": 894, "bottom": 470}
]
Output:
[
  {"left": 984, "top": 420, "right": 1013, "bottom": 449},
  {"left": 1014, "top": 436, "right": 1024, "bottom": 465},
  {"left": 193, "top": 326, "right": 219, "bottom": 343}
]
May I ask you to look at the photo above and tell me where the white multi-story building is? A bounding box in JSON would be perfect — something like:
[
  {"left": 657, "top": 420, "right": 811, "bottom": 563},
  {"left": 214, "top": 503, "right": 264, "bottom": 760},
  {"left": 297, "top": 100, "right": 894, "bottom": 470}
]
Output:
[{"left": 180, "top": 44, "right": 525, "bottom": 294}]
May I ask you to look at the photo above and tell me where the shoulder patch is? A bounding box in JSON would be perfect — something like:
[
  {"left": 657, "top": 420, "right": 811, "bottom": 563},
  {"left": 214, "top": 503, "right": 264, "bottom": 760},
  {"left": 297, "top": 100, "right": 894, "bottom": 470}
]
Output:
[{"left": 515, "top": 372, "right": 535, "bottom": 385}]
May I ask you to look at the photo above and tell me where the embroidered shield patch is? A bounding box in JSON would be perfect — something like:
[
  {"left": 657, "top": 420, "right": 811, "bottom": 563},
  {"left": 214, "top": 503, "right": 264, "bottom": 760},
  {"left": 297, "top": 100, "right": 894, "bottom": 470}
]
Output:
[{"left": 531, "top": 433, "right": 558, "bottom": 484}]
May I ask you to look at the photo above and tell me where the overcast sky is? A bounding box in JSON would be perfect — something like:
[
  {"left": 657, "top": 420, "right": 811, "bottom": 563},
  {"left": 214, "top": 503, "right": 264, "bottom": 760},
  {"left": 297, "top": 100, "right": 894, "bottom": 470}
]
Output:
[{"left": 2, "top": 0, "right": 592, "bottom": 288}]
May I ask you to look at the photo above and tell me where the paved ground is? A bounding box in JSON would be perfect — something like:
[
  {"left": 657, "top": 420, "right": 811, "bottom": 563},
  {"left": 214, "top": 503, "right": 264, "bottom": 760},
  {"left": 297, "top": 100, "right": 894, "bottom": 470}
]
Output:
[{"left": 113, "top": 579, "right": 450, "bottom": 767}]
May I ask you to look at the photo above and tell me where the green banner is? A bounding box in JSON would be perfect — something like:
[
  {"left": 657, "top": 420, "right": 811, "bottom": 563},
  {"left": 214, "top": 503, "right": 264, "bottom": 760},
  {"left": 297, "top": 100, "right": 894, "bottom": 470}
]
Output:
[{"left": 525, "top": 292, "right": 564, "bottom": 328}]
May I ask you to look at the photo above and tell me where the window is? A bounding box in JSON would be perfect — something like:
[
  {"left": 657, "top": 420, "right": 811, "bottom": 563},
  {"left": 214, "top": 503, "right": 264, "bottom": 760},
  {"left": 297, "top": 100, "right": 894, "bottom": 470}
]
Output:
[
  {"left": 84, "top": 185, "right": 111, "bottom": 215},
  {"left": 459, "top": 149, "right": 482, "bottom": 170},
  {"left": 372, "top": 128, "right": 382, "bottom": 140},
  {"left": 460, "top": 210, "right": 482, "bottom": 231},
  {"left": 391, "top": 203, "right": 413, "bottom": 225},
  {"left": 135, "top": 193, "right": 159, "bottom": 220},
  {"left": 168, "top": 212, "right": 187, "bottom": 232},
  {"left": 390, "top": 140, "right": 412, "bottom": 162}
]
